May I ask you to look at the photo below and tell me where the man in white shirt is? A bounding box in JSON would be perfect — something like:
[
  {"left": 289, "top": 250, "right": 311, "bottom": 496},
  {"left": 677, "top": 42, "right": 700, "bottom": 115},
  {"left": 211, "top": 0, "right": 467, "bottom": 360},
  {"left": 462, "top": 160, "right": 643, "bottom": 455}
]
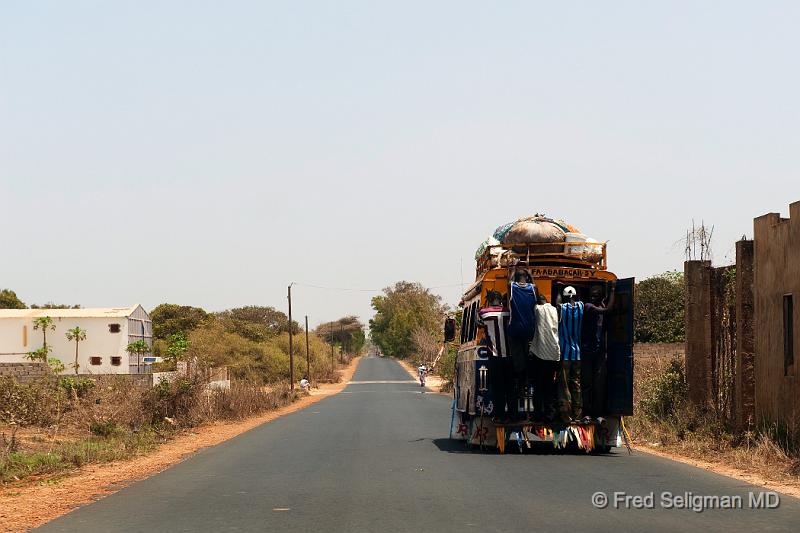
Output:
[
  {"left": 299, "top": 377, "right": 310, "bottom": 393},
  {"left": 418, "top": 364, "right": 427, "bottom": 387},
  {"left": 530, "top": 294, "right": 560, "bottom": 421}
]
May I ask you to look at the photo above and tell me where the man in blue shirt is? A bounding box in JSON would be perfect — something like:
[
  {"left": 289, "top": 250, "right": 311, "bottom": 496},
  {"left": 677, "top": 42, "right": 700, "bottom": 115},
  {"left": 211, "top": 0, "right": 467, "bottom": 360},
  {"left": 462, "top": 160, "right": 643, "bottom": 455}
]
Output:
[
  {"left": 507, "top": 269, "right": 537, "bottom": 419},
  {"left": 557, "top": 286, "right": 584, "bottom": 422}
]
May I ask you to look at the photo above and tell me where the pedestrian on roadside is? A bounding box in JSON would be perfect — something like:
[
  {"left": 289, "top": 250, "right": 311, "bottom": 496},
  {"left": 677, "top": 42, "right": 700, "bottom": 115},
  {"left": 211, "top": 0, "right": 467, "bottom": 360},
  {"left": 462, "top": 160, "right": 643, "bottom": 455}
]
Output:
[{"left": 418, "top": 364, "right": 427, "bottom": 387}]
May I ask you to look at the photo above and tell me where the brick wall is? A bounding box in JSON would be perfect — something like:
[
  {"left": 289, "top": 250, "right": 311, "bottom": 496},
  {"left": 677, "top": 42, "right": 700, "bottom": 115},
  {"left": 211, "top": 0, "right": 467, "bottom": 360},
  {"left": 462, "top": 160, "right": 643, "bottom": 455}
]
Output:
[{"left": 0, "top": 362, "right": 49, "bottom": 383}]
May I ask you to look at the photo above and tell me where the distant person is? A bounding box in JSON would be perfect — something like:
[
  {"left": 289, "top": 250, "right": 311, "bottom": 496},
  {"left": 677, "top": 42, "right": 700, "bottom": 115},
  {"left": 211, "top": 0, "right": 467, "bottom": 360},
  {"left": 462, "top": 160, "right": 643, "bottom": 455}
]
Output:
[
  {"left": 418, "top": 364, "right": 427, "bottom": 387},
  {"left": 299, "top": 376, "right": 310, "bottom": 393}
]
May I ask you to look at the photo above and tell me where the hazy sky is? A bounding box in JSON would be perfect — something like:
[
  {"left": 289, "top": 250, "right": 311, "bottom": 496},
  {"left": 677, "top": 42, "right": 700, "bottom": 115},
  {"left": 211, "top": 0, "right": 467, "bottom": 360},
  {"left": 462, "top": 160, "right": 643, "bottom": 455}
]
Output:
[{"left": 2, "top": 1, "right": 799, "bottom": 327}]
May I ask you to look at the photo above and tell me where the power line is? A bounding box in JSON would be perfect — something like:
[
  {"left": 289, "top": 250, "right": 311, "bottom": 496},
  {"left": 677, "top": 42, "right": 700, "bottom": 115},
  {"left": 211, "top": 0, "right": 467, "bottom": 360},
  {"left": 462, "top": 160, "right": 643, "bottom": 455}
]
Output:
[{"left": 293, "top": 282, "right": 464, "bottom": 293}]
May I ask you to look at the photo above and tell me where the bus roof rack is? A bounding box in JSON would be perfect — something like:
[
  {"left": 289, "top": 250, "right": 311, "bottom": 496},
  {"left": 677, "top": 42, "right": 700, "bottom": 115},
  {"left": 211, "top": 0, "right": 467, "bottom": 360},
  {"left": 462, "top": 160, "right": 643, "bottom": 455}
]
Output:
[{"left": 476, "top": 241, "right": 607, "bottom": 275}]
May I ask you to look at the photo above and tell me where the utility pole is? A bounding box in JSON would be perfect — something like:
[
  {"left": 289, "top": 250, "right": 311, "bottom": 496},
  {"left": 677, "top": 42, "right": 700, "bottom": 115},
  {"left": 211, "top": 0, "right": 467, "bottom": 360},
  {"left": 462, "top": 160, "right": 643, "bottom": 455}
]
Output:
[
  {"left": 305, "top": 315, "right": 310, "bottom": 382},
  {"left": 340, "top": 322, "right": 344, "bottom": 364},
  {"left": 330, "top": 322, "right": 334, "bottom": 371},
  {"left": 288, "top": 283, "right": 294, "bottom": 391}
]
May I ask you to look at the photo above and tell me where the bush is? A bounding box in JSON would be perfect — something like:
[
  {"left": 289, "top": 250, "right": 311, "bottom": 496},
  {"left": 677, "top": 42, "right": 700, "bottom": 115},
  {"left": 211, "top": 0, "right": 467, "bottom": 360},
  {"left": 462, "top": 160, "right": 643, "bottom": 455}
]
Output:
[
  {"left": 206, "top": 383, "right": 295, "bottom": 421},
  {"left": 89, "top": 420, "right": 119, "bottom": 437},
  {"left": 141, "top": 377, "right": 205, "bottom": 426},
  {"left": 437, "top": 346, "right": 458, "bottom": 393},
  {"left": 634, "top": 272, "right": 685, "bottom": 343},
  {"left": 58, "top": 377, "right": 95, "bottom": 398},
  {"left": 0, "top": 377, "right": 55, "bottom": 427},
  {"left": 638, "top": 357, "right": 688, "bottom": 421}
]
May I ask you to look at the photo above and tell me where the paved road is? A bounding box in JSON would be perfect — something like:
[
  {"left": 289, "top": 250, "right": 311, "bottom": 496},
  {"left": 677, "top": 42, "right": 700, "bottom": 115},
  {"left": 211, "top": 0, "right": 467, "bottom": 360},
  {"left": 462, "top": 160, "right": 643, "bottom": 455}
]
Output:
[{"left": 39, "top": 356, "right": 800, "bottom": 532}]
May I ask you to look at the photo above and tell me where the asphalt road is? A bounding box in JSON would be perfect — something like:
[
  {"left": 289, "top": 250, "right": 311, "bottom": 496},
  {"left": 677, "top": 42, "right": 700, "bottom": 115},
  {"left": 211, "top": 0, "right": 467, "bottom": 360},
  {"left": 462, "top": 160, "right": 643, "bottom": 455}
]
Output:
[{"left": 38, "top": 356, "right": 800, "bottom": 532}]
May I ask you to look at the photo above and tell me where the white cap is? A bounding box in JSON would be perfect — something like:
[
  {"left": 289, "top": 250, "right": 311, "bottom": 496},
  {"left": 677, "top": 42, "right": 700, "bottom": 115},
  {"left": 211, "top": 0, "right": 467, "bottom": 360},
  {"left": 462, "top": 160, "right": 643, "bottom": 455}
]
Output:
[{"left": 563, "top": 286, "right": 577, "bottom": 297}]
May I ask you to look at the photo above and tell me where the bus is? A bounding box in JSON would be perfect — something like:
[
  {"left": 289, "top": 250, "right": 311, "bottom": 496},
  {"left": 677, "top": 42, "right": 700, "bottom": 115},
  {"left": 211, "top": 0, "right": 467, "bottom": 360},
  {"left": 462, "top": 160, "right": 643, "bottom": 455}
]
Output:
[{"left": 446, "top": 224, "right": 634, "bottom": 454}]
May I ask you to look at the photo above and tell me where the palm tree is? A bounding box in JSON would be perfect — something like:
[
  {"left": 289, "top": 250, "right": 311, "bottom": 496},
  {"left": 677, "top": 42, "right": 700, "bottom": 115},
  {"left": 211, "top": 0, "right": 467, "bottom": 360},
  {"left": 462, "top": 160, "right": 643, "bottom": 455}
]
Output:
[
  {"left": 33, "top": 316, "right": 56, "bottom": 362},
  {"left": 65, "top": 327, "right": 87, "bottom": 374},
  {"left": 126, "top": 340, "right": 150, "bottom": 374}
]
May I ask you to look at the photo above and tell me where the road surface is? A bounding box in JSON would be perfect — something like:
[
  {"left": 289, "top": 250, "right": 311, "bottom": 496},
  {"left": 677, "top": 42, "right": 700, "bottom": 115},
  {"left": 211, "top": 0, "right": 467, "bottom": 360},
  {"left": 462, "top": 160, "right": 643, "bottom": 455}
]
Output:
[{"left": 38, "top": 356, "right": 800, "bottom": 532}]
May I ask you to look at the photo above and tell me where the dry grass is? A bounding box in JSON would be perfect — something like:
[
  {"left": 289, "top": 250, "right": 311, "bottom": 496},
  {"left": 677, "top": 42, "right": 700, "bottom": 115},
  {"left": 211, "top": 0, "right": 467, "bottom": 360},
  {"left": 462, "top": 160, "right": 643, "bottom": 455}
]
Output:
[
  {"left": 0, "top": 374, "right": 299, "bottom": 485},
  {"left": 630, "top": 351, "right": 800, "bottom": 486}
]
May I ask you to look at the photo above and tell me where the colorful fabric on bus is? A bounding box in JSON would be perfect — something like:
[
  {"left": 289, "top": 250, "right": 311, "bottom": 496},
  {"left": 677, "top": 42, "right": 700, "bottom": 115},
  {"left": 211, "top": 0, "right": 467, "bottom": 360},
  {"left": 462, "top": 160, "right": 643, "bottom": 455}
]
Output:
[
  {"left": 508, "top": 282, "right": 537, "bottom": 340},
  {"left": 478, "top": 306, "right": 510, "bottom": 357},
  {"left": 559, "top": 301, "right": 584, "bottom": 361},
  {"left": 530, "top": 303, "right": 560, "bottom": 361}
]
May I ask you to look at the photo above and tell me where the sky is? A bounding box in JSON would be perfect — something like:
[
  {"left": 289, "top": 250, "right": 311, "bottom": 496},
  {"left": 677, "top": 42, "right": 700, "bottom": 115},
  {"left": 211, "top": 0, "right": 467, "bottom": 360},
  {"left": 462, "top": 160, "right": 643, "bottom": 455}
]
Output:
[{"left": 2, "top": 1, "right": 800, "bottom": 327}]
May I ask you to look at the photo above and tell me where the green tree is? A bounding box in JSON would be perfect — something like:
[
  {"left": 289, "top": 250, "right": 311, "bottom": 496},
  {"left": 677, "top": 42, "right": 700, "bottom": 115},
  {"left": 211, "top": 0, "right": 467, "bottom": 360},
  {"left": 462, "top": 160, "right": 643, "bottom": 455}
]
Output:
[
  {"left": 32, "top": 316, "right": 56, "bottom": 361},
  {"left": 65, "top": 326, "right": 87, "bottom": 374},
  {"left": 126, "top": 340, "right": 151, "bottom": 371},
  {"left": 31, "top": 302, "right": 81, "bottom": 309},
  {"left": 369, "top": 281, "right": 446, "bottom": 359},
  {"left": 317, "top": 316, "right": 365, "bottom": 355},
  {"left": 215, "top": 306, "right": 300, "bottom": 343},
  {"left": 150, "top": 304, "right": 209, "bottom": 340},
  {"left": 634, "top": 271, "right": 685, "bottom": 343},
  {"left": 165, "top": 332, "right": 190, "bottom": 363},
  {"left": 0, "top": 289, "right": 26, "bottom": 309}
]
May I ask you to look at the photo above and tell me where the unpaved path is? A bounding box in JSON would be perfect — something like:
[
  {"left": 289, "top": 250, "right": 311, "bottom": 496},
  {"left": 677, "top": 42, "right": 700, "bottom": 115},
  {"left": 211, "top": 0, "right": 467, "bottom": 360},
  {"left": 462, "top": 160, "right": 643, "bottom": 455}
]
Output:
[{"left": 0, "top": 357, "right": 360, "bottom": 533}]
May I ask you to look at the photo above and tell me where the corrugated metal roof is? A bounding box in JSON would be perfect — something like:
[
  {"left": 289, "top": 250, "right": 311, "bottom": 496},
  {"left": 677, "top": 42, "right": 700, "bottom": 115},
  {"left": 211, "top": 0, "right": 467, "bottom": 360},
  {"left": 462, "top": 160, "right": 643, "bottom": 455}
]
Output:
[{"left": 0, "top": 305, "right": 143, "bottom": 319}]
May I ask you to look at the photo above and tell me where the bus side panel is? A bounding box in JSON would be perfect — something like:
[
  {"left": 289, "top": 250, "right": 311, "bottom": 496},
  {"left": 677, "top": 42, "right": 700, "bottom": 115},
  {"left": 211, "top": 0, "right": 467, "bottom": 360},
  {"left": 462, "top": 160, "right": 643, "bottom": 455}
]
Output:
[
  {"left": 606, "top": 277, "right": 635, "bottom": 416},
  {"left": 456, "top": 348, "right": 477, "bottom": 414}
]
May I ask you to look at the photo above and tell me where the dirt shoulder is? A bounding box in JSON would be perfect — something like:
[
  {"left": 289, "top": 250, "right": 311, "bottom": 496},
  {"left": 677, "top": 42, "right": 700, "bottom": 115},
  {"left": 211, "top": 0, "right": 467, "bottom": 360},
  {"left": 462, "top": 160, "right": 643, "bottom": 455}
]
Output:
[
  {"left": 0, "top": 357, "right": 361, "bottom": 533},
  {"left": 634, "top": 444, "right": 800, "bottom": 500},
  {"left": 395, "top": 358, "right": 446, "bottom": 394}
]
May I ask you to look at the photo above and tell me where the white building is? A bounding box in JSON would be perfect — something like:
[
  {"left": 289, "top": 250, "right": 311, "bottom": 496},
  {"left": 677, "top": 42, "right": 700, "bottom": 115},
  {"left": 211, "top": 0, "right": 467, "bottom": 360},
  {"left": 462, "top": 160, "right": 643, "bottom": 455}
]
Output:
[{"left": 0, "top": 305, "right": 153, "bottom": 374}]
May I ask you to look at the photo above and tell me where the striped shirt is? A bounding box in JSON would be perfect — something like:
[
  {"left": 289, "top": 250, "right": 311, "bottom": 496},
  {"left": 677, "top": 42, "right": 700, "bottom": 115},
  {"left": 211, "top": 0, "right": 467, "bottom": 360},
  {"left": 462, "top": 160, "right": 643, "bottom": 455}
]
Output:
[
  {"left": 478, "top": 306, "right": 510, "bottom": 357},
  {"left": 559, "top": 302, "right": 584, "bottom": 361}
]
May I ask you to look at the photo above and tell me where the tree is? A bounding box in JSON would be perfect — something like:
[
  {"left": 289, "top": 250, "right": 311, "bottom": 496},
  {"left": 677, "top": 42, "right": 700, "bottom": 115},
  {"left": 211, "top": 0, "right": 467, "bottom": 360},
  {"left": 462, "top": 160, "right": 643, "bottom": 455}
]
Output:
[
  {"left": 32, "top": 316, "right": 56, "bottom": 362},
  {"left": 31, "top": 302, "right": 81, "bottom": 309},
  {"left": 150, "top": 304, "right": 209, "bottom": 340},
  {"left": 215, "top": 306, "right": 300, "bottom": 343},
  {"left": 369, "top": 281, "right": 446, "bottom": 359},
  {"left": 65, "top": 326, "right": 87, "bottom": 374},
  {"left": 164, "top": 332, "right": 190, "bottom": 363},
  {"left": 316, "top": 316, "right": 365, "bottom": 355},
  {"left": 634, "top": 271, "right": 685, "bottom": 343},
  {"left": 0, "top": 289, "right": 26, "bottom": 309},
  {"left": 126, "top": 340, "right": 151, "bottom": 372}
]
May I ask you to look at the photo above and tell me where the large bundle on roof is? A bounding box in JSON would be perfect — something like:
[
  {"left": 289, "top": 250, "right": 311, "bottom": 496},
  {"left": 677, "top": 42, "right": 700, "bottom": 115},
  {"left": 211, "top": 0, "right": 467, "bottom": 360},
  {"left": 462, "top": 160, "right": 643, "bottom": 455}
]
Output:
[{"left": 474, "top": 215, "right": 601, "bottom": 262}]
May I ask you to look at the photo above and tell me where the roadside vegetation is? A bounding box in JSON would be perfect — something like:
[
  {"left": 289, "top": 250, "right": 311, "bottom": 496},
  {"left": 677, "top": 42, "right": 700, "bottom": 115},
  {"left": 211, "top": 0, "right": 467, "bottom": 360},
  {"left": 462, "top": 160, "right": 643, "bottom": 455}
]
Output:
[
  {"left": 630, "top": 352, "right": 800, "bottom": 485},
  {"left": 631, "top": 272, "right": 799, "bottom": 484},
  {"left": 368, "top": 281, "right": 452, "bottom": 386},
  {"left": 1, "top": 294, "right": 364, "bottom": 486},
  {"left": 0, "top": 374, "right": 295, "bottom": 484}
]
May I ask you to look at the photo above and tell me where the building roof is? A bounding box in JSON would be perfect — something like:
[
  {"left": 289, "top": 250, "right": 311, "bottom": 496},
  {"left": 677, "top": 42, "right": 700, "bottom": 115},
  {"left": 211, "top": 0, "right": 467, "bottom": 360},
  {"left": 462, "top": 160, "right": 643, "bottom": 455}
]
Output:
[{"left": 0, "top": 305, "right": 143, "bottom": 319}]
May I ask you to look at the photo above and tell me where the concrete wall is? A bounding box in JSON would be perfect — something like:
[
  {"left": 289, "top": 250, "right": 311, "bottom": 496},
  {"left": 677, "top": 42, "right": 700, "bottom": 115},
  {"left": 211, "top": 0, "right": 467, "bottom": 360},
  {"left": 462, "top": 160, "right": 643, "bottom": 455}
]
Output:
[
  {"left": 684, "top": 259, "right": 739, "bottom": 422},
  {"left": 735, "top": 240, "right": 755, "bottom": 430},
  {"left": 754, "top": 201, "right": 800, "bottom": 431},
  {"left": 685, "top": 260, "right": 714, "bottom": 407}
]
